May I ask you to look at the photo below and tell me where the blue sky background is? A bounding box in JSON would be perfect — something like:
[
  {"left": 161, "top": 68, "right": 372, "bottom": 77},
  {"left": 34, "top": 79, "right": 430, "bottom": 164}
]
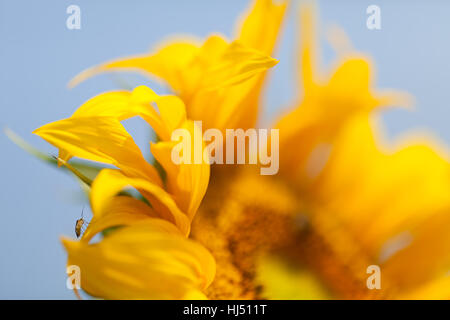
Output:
[{"left": 0, "top": 0, "right": 449, "bottom": 299}]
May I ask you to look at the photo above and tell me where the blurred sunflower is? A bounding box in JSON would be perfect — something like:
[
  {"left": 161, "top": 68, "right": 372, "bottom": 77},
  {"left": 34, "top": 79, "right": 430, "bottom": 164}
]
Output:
[{"left": 27, "top": 0, "right": 450, "bottom": 300}]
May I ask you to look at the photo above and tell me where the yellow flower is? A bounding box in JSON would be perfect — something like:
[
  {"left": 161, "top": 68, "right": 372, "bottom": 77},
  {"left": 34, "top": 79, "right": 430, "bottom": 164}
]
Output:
[
  {"left": 27, "top": 0, "right": 450, "bottom": 300},
  {"left": 31, "top": 0, "right": 290, "bottom": 300},
  {"left": 34, "top": 86, "right": 215, "bottom": 298},
  {"left": 68, "top": 0, "right": 287, "bottom": 132}
]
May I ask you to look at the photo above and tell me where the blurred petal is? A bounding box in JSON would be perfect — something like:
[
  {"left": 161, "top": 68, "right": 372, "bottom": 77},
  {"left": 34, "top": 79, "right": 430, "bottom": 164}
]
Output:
[
  {"left": 186, "top": 36, "right": 279, "bottom": 131},
  {"left": 236, "top": 0, "right": 288, "bottom": 55},
  {"left": 298, "top": 2, "right": 317, "bottom": 91},
  {"left": 303, "top": 116, "right": 450, "bottom": 297},
  {"left": 256, "top": 255, "right": 331, "bottom": 300},
  {"left": 398, "top": 274, "right": 450, "bottom": 300},
  {"left": 276, "top": 5, "right": 410, "bottom": 184},
  {"left": 199, "top": 40, "right": 278, "bottom": 92},
  {"left": 69, "top": 40, "right": 201, "bottom": 91}
]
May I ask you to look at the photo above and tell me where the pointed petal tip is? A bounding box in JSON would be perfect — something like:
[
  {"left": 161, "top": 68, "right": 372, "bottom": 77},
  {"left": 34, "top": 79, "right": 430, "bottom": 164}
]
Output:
[
  {"left": 67, "top": 73, "right": 84, "bottom": 89},
  {"left": 377, "top": 90, "right": 415, "bottom": 111},
  {"left": 131, "top": 85, "right": 159, "bottom": 103},
  {"left": 68, "top": 66, "right": 105, "bottom": 89},
  {"left": 4, "top": 127, "right": 19, "bottom": 142},
  {"left": 4, "top": 127, "right": 24, "bottom": 145},
  {"left": 60, "top": 236, "right": 79, "bottom": 251}
]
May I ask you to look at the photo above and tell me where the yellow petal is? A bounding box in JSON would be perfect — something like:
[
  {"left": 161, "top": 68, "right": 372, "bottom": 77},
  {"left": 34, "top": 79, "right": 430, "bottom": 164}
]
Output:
[
  {"left": 199, "top": 40, "right": 278, "bottom": 92},
  {"left": 91, "top": 169, "right": 190, "bottom": 236},
  {"left": 57, "top": 87, "right": 162, "bottom": 165},
  {"left": 380, "top": 207, "right": 450, "bottom": 295},
  {"left": 151, "top": 120, "right": 210, "bottom": 219},
  {"left": 320, "top": 57, "right": 413, "bottom": 115},
  {"left": 323, "top": 134, "right": 450, "bottom": 253},
  {"left": 304, "top": 116, "right": 450, "bottom": 296},
  {"left": 309, "top": 115, "right": 383, "bottom": 201},
  {"left": 186, "top": 36, "right": 279, "bottom": 130},
  {"left": 81, "top": 196, "right": 159, "bottom": 243},
  {"left": 236, "top": 0, "right": 288, "bottom": 55},
  {"left": 276, "top": 5, "right": 411, "bottom": 182},
  {"left": 67, "top": 85, "right": 187, "bottom": 142},
  {"left": 397, "top": 274, "right": 450, "bottom": 300},
  {"left": 71, "top": 90, "right": 150, "bottom": 119},
  {"left": 219, "top": 0, "right": 288, "bottom": 131},
  {"left": 298, "top": 2, "right": 317, "bottom": 91},
  {"left": 33, "top": 116, "right": 162, "bottom": 186},
  {"left": 62, "top": 219, "right": 215, "bottom": 299},
  {"left": 153, "top": 95, "right": 187, "bottom": 140},
  {"left": 69, "top": 40, "right": 201, "bottom": 91}
]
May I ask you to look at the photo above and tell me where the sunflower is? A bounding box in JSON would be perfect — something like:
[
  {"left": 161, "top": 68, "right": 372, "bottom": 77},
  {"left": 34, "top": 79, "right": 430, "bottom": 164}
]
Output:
[{"left": 27, "top": 0, "right": 450, "bottom": 300}]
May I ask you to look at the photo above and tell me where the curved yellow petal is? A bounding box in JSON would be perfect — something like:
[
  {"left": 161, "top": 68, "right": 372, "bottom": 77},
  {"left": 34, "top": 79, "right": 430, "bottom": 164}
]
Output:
[
  {"left": 70, "top": 89, "right": 153, "bottom": 119},
  {"left": 69, "top": 40, "right": 201, "bottom": 91},
  {"left": 62, "top": 219, "right": 216, "bottom": 299},
  {"left": 153, "top": 95, "right": 187, "bottom": 140},
  {"left": 33, "top": 116, "right": 162, "bottom": 186},
  {"left": 151, "top": 120, "right": 210, "bottom": 219},
  {"left": 58, "top": 91, "right": 130, "bottom": 165},
  {"left": 81, "top": 196, "right": 159, "bottom": 243},
  {"left": 91, "top": 169, "right": 190, "bottom": 236},
  {"left": 57, "top": 87, "right": 161, "bottom": 165}
]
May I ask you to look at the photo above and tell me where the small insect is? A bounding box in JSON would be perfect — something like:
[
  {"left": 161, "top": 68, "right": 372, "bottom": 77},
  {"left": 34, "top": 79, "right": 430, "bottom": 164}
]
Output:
[{"left": 75, "top": 207, "right": 89, "bottom": 238}]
